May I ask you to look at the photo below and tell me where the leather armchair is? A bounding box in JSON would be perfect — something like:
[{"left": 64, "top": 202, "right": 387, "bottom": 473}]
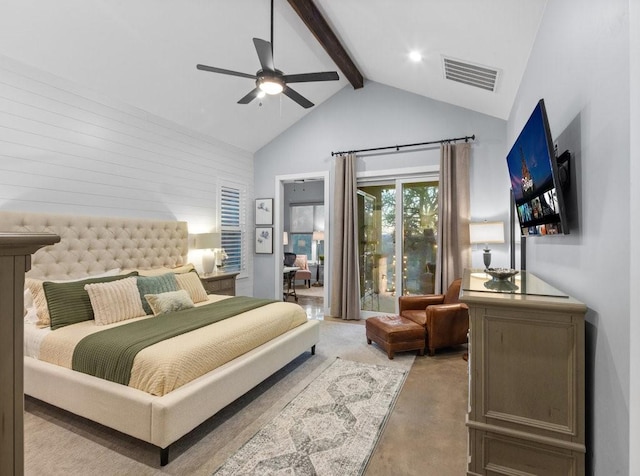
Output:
[{"left": 398, "top": 278, "right": 469, "bottom": 356}]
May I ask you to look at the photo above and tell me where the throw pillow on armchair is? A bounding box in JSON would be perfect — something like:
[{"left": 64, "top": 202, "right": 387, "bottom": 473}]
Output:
[{"left": 293, "top": 255, "right": 312, "bottom": 288}]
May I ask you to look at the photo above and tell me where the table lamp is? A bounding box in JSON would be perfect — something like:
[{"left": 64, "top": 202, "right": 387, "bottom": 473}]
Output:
[
  {"left": 194, "top": 232, "right": 221, "bottom": 275},
  {"left": 469, "top": 221, "right": 504, "bottom": 269}
]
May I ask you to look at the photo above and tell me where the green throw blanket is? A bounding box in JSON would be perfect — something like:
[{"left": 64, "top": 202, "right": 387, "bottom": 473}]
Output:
[{"left": 72, "top": 296, "right": 276, "bottom": 386}]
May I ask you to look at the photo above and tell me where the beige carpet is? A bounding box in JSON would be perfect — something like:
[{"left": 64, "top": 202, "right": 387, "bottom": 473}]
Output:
[{"left": 23, "top": 319, "right": 467, "bottom": 475}]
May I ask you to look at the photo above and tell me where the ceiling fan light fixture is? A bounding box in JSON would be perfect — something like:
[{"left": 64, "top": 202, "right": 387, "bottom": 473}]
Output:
[
  {"left": 258, "top": 76, "right": 284, "bottom": 95},
  {"left": 196, "top": 0, "right": 337, "bottom": 109}
]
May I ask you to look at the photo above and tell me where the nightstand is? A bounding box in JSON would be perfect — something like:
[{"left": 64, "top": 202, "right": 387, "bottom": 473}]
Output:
[{"left": 199, "top": 271, "right": 238, "bottom": 296}]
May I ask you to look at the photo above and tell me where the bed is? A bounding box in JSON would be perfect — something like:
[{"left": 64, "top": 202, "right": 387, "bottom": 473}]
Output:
[{"left": 0, "top": 211, "right": 320, "bottom": 466}]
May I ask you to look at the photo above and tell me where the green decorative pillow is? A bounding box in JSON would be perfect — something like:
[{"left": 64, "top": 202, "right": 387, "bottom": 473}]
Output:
[
  {"left": 44, "top": 272, "right": 139, "bottom": 330},
  {"left": 136, "top": 273, "right": 179, "bottom": 315},
  {"left": 144, "top": 289, "right": 194, "bottom": 316}
]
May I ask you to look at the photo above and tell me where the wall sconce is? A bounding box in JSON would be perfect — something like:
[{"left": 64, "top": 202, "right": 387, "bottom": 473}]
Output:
[
  {"left": 283, "top": 231, "right": 289, "bottom": 246},
  {"left": 469, "top": 221, "right": 504, "bottom": 269}
]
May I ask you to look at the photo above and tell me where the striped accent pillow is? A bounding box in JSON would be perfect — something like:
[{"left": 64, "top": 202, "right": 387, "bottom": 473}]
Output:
[
  {"left": 175, "top": 271, "right": 209, "bottom": 303},
  {"left": 85, "top": 277, "right": 146, "bottom": 326},
  {"left": 25, "top": 269, "right": 123, "bottom": 328},
  {"left": 43, "top": 272, "right": 139, "bottom": 330}
]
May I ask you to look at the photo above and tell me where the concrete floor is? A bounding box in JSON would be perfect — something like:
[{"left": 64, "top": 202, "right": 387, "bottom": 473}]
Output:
[
  {"left": 24, "top": 296, "right": 469, "bottom": 475},
  {"left": 298, "top": 295, "right": 470, "bottom": 476},
  {"left": 365, "top": 347, "right": 469, "bottom": 475}
]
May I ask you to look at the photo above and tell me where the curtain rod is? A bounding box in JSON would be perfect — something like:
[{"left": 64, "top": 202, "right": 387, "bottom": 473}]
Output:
[{"left": 330, "top": 134, "right": 476, "bottom": 157}]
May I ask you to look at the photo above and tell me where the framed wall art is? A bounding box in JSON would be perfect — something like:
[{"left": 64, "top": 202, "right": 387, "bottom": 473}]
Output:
[
  {"left": 255, "top": 198, "right": 273, "bottom": 225},
  {"left": 255, "top": 227, "right": 273, "bottom": 254}
]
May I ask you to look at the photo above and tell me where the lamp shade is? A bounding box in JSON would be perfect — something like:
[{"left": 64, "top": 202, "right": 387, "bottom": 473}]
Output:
[
  {"left": 283, "top": 232, "right": 289, "bottom": 246},
  {"left": 469, "top": 222, "right": 504, "bottom": 244},
  {"left": 193, "top": 232, "right": 221, "bottom": 250},
  {"left": 312, "top": 231, "right": 325, "bottom": 241}
]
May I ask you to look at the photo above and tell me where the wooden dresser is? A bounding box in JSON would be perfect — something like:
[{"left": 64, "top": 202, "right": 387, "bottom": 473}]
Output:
[
  {"left": 199, "top": 271, "right": 238, "bottom": 296},
  {"left": 1, "top": 233, "right": 60, "bottom": 476},
  {"left": 459, "top": 269, "right": 587, "bottom": 476}
]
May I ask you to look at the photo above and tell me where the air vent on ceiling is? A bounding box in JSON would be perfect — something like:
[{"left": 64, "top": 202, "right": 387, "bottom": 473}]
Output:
[{"left": 442, "top": 56, "right": 499, "bottom": 92}]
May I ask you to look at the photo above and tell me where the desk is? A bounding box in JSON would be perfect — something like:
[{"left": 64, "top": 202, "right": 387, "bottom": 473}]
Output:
[{"left": 283, "top": 266, "right": 299, "bottom": 302}]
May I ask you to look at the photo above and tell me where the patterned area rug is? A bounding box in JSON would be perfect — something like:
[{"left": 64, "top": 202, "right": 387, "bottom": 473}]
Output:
[{"left": 213, "top": 358, "right": 407, "bottom": 476}]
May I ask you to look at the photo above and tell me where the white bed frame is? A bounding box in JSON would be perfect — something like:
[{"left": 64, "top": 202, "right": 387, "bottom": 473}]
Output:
[{"left": 1, "top": 211, "right": 320, "bottom": 465}]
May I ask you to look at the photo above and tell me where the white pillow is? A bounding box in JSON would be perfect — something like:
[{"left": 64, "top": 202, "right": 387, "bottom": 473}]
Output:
[
  {"left": 24, "top": 306, "right": 39, "bottom": 325},
  {"left": 145, "top": 289, "right": 194, "bottom": 316},
  {"left": 23, "top": 288, "right": 33, "bottom": 317},
  {"left": 175, "top": 272, "right": 209, "bottom": 303},
  {"left": 84, "top": 277, "right": 146, "bottom": 326},
  {"left": 25, "top": 268, "right": 121, "bottom": 328}
]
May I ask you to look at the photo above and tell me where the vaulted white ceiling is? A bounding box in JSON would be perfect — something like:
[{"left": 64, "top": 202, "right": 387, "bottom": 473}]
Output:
[{"left": 0, "top": 0, "right": 547, "bottom": 153}]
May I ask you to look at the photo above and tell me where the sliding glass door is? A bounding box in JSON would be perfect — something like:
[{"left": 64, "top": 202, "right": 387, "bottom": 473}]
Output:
[{"left": 357, "top": 177, "right": 438, "bottom": 314}]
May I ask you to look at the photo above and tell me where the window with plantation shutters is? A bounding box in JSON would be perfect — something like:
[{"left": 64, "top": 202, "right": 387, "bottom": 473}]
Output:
[{"left": 220, "top": 184, "right": 246, "bottom": 276}]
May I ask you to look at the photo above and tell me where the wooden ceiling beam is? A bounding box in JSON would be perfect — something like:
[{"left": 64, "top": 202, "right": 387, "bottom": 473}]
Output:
[{"left": 286, "top": 0, "right": 364, "bottom": 89}]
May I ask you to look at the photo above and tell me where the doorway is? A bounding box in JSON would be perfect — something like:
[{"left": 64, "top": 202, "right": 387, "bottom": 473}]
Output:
[
  {"left": 274, "top": 172, "right": 329, "bottom": 316},
  {"left": 357, "top": 176, "right": 439, "bottom": 315}
]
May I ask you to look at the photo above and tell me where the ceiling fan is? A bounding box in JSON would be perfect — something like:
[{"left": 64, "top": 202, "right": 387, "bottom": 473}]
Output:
[{"left": 196, "top": 0, "right": 339, "bottom": 109}]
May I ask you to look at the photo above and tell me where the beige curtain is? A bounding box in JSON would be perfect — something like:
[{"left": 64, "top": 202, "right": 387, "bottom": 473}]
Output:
[
  {"left": 329, "top": 153, "right": 361, "bottom": 320},
  {"left": 435, "top": 142, "right": 471, "bottom": 293}
]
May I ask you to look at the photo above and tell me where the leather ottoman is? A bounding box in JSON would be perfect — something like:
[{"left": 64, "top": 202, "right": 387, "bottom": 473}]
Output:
[{"left": 366, "top": 315, "right": 426, "bottom": 359}]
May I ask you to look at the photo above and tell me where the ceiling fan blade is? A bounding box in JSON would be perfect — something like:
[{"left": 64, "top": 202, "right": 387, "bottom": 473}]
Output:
[
  {"left": 197, "top": 64, "right": 256, "bottom": 80},
  {"left": 237, "top": 88, "right": 260, "bottom": 104},
  {"left": 282, "top": 71, "right": 339, "bottom": 83},
  {"left": 253, "top": 38, "right": 275, "bottom": 71},
  {"left": 283, "top": 86, "right": 314, "bottom": 109}
]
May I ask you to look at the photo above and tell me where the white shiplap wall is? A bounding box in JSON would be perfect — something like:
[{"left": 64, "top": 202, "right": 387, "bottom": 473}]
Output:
[{"left": 0, "top": 54, "right": 253, "bottom": 295}]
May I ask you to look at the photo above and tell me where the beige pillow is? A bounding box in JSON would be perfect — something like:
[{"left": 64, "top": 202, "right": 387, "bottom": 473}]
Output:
[
  {"left": 294, "top": 255, "right": 309, "bottom": 270},
  {"left": 175, "top": 272, "right": 209, "bottom": 303},
  {"left": 124, "top": 263, "right": 195, "bottom": 277},
  {"left": 84, "top": 277, "right": 146, "bottom": 326},
  {"left": 25, "top": 278, "right": 49, "bottom": 327},
  {"left": 25, "top": 268, "right": 122, "bottom": 328},
  {"left": 145, "top": 289, "right": 194, "bottom": 316}
]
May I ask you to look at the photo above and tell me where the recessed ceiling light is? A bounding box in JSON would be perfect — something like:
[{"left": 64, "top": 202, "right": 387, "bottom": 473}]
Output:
[{"left": 409, "top": 51, "right": 423, "bottom": 62}]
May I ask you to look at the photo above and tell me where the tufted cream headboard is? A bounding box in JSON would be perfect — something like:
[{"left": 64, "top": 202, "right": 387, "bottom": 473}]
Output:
[{"left": 0, "top": 211, "right": 189, "bottom": 280}]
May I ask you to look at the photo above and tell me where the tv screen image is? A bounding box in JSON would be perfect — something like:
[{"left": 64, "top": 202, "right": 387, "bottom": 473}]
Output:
[{"left": 506, "top": 99, "right": 568, "bottom": 236}]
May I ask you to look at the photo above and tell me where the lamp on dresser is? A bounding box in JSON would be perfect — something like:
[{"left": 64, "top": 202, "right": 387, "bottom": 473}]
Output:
[
  {"left": 469, "top": 221, "right": 504, "bottom": 269},
  {"left": 193, "top": 232, "right": 221, "bottom": 275}
]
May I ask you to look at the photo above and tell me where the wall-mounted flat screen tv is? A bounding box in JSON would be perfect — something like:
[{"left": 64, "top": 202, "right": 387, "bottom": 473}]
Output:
[{"left": 506, "top": 99, "right": 569, "bottom": 236}]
